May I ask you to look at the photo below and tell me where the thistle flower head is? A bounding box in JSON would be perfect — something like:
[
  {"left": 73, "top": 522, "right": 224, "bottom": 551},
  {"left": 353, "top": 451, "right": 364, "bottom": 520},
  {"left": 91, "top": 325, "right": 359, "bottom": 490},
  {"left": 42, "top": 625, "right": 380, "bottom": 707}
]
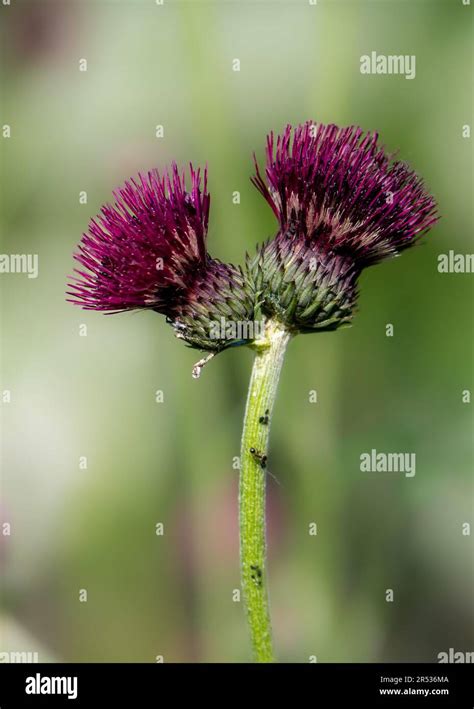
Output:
[
  {"left": 249, "top": 121, "right": 439, "bottom": 332},
  {"left": 67, "top": 163, "right": 210, "bottom": 314},
  {"left": 252, "top": 121, "right": 438, "bottom": 268},
  {"left": 67, "top": 163, "right": 254, "bottom": 354}
]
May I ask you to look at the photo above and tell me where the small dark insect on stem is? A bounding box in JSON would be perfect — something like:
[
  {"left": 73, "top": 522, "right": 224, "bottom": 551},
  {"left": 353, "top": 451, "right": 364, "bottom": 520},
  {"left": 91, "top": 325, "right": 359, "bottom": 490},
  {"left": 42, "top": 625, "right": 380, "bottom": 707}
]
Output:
[
  {"left": 259, "top": 409, "right": 269, "bottom": 425},
  {"left": 249, "top": 447, "right": 267, "bottom": 469}
]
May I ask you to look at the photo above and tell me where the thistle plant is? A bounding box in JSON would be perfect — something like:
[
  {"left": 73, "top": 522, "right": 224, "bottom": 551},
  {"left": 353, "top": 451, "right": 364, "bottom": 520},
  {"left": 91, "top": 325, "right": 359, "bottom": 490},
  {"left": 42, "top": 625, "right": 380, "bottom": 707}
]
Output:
[{"left": 67, "top": 122, "right": 438, "bottom": 663}]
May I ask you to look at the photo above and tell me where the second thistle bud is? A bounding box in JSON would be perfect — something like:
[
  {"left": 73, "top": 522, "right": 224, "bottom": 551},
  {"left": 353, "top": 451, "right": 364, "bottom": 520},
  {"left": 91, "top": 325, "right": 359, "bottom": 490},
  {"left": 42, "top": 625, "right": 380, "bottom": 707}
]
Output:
[
  {"left": 246, "top": 230, "right": 358, "bottom": 333},
  {"left": 171, "top": 259, "right": 256, "bottom": 352}
]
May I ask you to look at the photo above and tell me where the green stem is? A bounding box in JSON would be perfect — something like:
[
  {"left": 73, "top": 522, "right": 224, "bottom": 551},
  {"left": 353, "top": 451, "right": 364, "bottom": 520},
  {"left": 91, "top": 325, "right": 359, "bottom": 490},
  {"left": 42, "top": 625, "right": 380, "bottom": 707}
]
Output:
[{"left": 239, "top": 319, "right": 291, "bottom": 662}]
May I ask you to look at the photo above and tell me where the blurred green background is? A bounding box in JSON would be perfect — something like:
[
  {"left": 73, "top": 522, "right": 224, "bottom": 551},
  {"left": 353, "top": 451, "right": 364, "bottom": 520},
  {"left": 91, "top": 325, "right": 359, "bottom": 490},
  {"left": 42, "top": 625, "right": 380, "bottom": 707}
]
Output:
[{"left": 0, "top": 0, "right": 472, "bottom": 663}]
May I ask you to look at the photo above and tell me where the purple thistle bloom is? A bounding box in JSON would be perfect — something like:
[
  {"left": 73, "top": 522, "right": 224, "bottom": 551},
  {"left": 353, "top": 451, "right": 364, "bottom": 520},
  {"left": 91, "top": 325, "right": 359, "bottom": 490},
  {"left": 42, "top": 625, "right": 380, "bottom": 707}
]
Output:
[
  {"left": 248, "top": 121, "right": 439, "bottom": 332},
  {"left": 67, "top": 163, "right": 255, "bottom": 355},
  {"left": 67, "top": 163, "right": 210, "bottom": 314},
  {"left": 252, "top": 121, "right": 438, "bottom": 268}
]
